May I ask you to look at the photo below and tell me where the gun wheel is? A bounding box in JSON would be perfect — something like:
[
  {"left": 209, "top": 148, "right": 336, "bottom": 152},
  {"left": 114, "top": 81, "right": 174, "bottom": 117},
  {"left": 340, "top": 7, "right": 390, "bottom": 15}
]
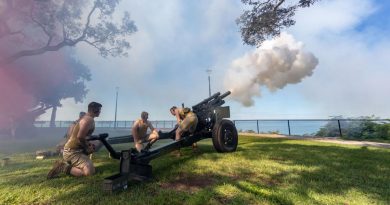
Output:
[{"left": 212, "top": 119, "right": 238, "bottom": 152}]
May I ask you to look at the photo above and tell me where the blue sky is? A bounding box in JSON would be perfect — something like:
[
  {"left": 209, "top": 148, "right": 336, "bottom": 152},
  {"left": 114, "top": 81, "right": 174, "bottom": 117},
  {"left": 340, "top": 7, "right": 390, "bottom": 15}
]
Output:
[{"left": 40, "top": 0, "right": 390, "bottom": 121}]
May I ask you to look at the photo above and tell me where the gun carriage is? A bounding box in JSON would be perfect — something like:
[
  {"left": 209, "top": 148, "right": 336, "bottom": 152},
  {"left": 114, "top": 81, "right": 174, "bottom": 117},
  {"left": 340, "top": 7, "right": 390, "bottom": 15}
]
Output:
[{"left": 88, "top": 91, "right": 238, "bottom": 192}]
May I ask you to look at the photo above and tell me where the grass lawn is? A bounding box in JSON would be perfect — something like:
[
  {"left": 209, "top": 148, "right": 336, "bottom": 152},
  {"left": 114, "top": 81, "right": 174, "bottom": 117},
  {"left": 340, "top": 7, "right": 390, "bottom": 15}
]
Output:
[{"left": 0, "top": 135, "right": 389, "bottom": 205}]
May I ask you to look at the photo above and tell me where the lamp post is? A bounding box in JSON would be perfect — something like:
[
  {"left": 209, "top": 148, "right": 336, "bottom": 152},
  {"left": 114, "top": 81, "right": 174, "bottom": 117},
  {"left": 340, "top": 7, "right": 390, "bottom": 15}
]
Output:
[
  {"left": 206, "top": 69, "right": 212, "bottom": 97},
  {"left": 114, "top": 86, "right": 119, "bottom": 128}
]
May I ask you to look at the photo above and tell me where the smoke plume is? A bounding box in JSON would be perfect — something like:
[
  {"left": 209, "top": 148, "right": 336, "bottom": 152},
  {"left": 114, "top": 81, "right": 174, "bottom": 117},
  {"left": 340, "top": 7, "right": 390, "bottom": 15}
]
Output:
[{"left": 224, "top": 32, "right": 318, "bottom": 106}]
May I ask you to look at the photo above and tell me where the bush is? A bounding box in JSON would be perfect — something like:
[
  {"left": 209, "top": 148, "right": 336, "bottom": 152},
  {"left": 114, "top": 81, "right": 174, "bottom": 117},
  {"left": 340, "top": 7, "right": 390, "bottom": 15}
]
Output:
[
  {"left": 268, "top": 130, "right": 280, "bottom": 134},
  {"left": 316, "top": 116, "right": 390, "bottom": 140},
  {"left": 246, "top": 129, "right": 256, "bottom": 133},
  {"left": 374, "top": 123, "right": 390, "bottom": 140}
]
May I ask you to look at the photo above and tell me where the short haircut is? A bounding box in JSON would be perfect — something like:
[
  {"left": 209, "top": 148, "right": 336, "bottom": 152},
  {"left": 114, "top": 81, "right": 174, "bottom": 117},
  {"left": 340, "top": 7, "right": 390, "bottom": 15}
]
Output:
[
  {"left": 170, "top": 106, "right": 177, "bottom": 112},
  {"left": 141, "top": 111, "right": 148, "bottom": 119},
  {"left": 88, "top": 102, "right": 102, "bottom": 113},
  {"left": 79, "top": 112, "right": 86, "bottom": 118}
]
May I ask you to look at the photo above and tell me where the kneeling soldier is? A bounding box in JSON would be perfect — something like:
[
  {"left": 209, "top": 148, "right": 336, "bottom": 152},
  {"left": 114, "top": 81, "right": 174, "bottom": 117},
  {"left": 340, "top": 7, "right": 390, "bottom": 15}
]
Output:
[{"left": 47, "top": 102, "right": 102, "bottom": 179}]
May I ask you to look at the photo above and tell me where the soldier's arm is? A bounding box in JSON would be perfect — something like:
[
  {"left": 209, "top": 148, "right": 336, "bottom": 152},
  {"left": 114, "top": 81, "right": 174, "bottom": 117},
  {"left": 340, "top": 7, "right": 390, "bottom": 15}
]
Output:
[
  {"left": 148, "top": 121, "right": 156, "bottom": 132},
  {"left": 132, "top": 121, "right": 140, "bottom": 140},
  {"left": 65, "top": 123, "right": 75, "bottom": 139},
  {"left": 77, "top": 117, "right": 93, "bottom": 150},
  {"left": 175, "top": 109, "right": 181, "bottom": 124}
]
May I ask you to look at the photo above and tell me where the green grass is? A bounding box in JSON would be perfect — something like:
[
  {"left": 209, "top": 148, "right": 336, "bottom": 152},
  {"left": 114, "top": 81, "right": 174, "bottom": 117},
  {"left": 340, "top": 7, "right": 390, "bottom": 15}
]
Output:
[{"left": 1, "top": 135, "right": 390, "bottom": 205}]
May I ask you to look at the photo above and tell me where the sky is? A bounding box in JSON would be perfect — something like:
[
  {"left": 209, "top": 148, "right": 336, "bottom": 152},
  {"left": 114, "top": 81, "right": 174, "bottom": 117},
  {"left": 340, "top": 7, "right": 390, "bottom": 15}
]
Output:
[{"left": 36, "top": 0, "right": 390, "bottom": 121}]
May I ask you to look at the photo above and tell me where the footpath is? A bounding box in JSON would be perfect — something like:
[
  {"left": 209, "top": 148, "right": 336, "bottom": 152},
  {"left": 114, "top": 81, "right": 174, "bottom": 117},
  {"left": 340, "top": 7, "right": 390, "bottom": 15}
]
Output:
[{"left": 240, "top": 133, "right": 390, "bottom": 149}]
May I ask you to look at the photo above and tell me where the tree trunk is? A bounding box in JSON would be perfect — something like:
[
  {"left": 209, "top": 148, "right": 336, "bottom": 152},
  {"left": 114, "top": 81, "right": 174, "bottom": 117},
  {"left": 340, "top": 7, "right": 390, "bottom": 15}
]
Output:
[{"left": 50, "top": 106, "right": 57, "bottom": 128}]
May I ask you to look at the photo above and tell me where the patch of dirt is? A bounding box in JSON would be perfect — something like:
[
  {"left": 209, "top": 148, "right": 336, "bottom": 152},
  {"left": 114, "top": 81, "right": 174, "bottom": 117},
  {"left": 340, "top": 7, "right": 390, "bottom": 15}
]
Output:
[
  {"left": 215, "top": 195, "right": 231, "bottom": 204},
  {"left": 229, "top": 172, "right": 281, "bottom": 187},
  {"left": 240, "top": 133, "right": 287, "bottom": 138},
  {"left": 160, "top": 173, "right": 216, "bottom": 193}
]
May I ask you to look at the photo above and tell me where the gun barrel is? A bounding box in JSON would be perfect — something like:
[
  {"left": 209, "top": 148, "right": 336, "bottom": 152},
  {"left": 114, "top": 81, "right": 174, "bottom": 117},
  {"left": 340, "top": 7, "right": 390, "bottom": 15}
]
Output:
[
  {"left": 219, "top": 91, "right": 231, "bottom": 99},
  {"left": 192, "top": 92, "right": 221, "bottom": 108}
]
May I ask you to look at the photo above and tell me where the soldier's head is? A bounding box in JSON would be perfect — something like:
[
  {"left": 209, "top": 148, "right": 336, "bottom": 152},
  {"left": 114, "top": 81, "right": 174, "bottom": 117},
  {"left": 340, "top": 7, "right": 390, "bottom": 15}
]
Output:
[
  {"left": 88, "top": 102, "right": 102, "bottom": 117},
  {"left": 141, "top": 111, "right": 148, "bottom": 121},
  {"left": 79, "top": 111, "right": 86, "bottom": 119},
  {"left": 169, "top": 106, "right": 177, "bottom": 116}
]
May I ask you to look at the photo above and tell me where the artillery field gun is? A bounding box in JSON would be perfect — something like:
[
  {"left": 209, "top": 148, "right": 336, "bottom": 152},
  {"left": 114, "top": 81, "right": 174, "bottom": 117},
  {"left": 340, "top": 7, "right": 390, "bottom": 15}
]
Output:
[{"left": 88, "top": 91, "right": 238, "bottom": 192}]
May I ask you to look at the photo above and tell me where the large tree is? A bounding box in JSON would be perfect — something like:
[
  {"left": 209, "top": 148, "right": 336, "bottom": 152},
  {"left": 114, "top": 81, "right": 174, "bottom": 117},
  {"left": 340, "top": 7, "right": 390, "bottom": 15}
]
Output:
[
  {"left": 33, "top": 51, "right": 91, "bottom": 127},
  {"left": 1, "top": 50, "right": 91, "bottom": 132},
  {"left": 0, "top": 0, "right": 137, "bottom": 133},
  {"left": 0, "top": 0, "right": 137, "bottom": 65},
  {"left": 237, "top": 0, "right": 320, "bottom": 46}
]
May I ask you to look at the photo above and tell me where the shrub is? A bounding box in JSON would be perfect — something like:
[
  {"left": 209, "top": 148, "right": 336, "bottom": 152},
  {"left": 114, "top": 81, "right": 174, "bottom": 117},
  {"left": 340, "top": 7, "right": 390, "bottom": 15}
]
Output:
[{"left": 316, "top": 116, "right": 390, "bottom": 140}]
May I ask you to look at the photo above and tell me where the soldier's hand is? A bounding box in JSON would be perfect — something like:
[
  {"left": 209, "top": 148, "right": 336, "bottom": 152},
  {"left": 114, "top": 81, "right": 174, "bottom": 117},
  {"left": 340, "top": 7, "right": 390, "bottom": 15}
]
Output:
[
  {"left": 90, "top": 143, "right": 96, "bottom": 151},
  {"left": 86, "top": 143, "right": 96, "bottom": 154}
]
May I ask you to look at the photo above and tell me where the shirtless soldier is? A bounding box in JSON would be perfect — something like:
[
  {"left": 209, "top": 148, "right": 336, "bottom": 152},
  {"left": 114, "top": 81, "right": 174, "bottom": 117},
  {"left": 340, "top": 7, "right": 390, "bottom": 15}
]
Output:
[
  {"left": 47, "top": 102, "right": 102, "bottom": 179},
  {"left": 132, "top": 111, "right": 159, "bottom": 152}
]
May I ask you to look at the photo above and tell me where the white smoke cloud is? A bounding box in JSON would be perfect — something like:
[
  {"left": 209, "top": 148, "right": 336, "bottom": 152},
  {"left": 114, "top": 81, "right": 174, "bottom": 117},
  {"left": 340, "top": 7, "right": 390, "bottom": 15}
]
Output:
[{"left": 224, "top": 32, "right": 319, "bottom": 106}]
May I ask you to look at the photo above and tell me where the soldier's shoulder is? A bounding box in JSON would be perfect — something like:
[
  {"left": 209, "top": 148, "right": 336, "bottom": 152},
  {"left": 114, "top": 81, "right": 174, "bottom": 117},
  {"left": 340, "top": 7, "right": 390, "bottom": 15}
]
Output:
[
  {"left": 80, "top": 115, "right": 94, "bottom": 124},
  {"left": 133, "top": 119, "right": 142, "bottom": 125}
]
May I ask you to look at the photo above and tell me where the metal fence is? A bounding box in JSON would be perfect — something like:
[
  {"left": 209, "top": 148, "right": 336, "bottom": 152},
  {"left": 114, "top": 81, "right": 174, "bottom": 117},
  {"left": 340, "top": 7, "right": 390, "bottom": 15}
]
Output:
[
  {"left": 232, "top": 119, "right": 390, "bottom": 137},
  {"left": 34, "top": 120, "right": 177, "bottom": 129},
  {"left": 34, "top": 119, "right": 389, "bottom": 137}
]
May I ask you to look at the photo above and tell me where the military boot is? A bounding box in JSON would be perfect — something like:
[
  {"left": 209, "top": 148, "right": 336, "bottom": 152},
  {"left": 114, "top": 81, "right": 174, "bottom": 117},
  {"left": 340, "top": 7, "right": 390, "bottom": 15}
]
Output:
[{"left": 47, "top": 160, "right": 71, "bottom": 179}]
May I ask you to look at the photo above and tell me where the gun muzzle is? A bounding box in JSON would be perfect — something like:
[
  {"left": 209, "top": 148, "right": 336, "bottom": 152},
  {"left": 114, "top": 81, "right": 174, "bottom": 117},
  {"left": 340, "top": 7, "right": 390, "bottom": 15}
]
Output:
[
  {"left": 192, "top": 92, "right": 221, "bottom": 108},
  {"left": 219, "top": 91, "right": 231, "bottom": 99}
]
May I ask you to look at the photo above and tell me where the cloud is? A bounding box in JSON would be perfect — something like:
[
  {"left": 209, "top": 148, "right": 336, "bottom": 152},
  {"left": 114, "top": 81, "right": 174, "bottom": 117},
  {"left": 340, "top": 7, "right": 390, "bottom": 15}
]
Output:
[
  {"left": 287, "top": 0, "right": 390, "bottom": 118},
  {"left": 292, "top": 0, "right": 376, "bottom": 36},
  {"left": 40, "top": 1, "right": 247, "bottom": 121},
  {"left": 40, "top": 0, "right": 390, "bottom": 121}
]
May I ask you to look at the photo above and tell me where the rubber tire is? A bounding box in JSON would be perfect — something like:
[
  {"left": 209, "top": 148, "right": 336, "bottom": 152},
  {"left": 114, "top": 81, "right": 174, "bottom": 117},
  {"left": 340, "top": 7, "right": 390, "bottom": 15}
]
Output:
[{"left": 212, "top": 119, "right": 238, "bottom": 153}]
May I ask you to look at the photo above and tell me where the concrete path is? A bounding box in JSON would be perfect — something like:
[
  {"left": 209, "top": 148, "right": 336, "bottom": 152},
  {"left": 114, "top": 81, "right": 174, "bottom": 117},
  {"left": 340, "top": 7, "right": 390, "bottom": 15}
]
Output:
[{"left": 240, "top": 133, "right": 390, "bottom": 149}]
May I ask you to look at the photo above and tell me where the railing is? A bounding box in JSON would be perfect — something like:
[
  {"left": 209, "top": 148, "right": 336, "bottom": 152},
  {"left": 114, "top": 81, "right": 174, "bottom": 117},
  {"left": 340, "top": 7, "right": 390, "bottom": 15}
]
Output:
[
  {"left": 34, "top": 119, "right": 390, "bottom": 137},
  {"left": 34, "top": 120, "right": 177, "bottom": 129},
  {"left": 231, "top": 119, "right": 390, "bottom": 137}
]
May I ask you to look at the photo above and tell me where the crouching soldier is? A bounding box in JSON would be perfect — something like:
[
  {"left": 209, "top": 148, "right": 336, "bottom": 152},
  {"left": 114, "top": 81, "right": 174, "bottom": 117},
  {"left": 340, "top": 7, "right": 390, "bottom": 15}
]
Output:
[
  {"left": 132, "top": 111, "right": 159, "bottom": 152},
  {"left": 169, "top": 106, "right": 199, "bottom": 155},
  {"left": 47, "top": 102, "right": 102, "bottom": 179},
  {"left": 169, "top": 106, "right": 198, "bottom": 141}
]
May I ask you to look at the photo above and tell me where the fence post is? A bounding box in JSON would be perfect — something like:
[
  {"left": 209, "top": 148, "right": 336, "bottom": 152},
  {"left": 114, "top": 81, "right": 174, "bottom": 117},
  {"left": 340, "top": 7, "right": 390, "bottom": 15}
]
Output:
[
  {"left": 287, "top": 120, "right": 291, "bottom": 136},
  {"left": 256, "top": 120, "right": 259, "bottom": 134},
  {"left": 338, "top": 120, "right": 342, "bottom": 137}
]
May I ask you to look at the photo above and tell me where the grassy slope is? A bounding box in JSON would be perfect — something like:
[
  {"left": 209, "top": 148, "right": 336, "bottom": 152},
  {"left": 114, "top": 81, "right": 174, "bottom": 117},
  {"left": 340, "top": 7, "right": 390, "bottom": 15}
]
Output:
[{"left": 0, "top": 135, "right": 389, "bottom": 205}]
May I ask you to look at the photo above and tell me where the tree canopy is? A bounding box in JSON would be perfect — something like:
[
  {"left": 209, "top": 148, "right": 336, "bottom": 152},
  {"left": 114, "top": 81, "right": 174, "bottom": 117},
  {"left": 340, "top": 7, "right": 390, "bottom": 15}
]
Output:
[
  {"left": 237, "top": 0, "right": 320, "bottom": 46},
  {"left": 0, "top": 0, "right": 136, "bottom": 131},
  {"left": 0, "top": 0, "right": 137, "bottom": 65}
]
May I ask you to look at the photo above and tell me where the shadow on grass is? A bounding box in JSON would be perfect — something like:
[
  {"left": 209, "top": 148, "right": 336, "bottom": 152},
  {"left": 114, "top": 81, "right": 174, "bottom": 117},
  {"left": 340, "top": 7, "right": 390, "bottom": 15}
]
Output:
[{"left": 237, "top": 136, "right": 390, "bottom": 203}]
